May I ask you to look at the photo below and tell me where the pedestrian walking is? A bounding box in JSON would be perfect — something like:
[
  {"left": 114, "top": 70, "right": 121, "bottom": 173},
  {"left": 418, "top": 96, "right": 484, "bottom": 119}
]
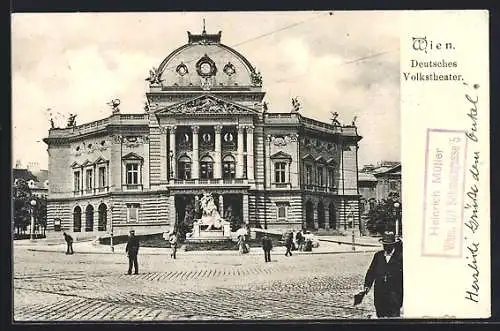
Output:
[
  {"left": 169, "top": 231, "right": 178, "bottom": 259},
  {"left": 125, "top": 230, "right": 140, "bottom": 275},
  {"left": 63, "top": 232, "right": 74, "bottom": 255},
  {"left": 261, "top": 234, "right": 273, "bottom": 262},
  {"left": 296, "top": 230, "right": 304, "bottom": 251},
  {"left": 362, "top": 231, "right": 403, "bottom": 318},
  {"left": 284, "top": 231, "right": 294, "bottom": 256}
]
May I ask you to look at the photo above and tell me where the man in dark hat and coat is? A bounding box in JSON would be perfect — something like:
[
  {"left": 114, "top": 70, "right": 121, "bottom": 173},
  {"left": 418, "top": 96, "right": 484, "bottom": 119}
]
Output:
[
  {"left": 363, "top": 231, "right": 403, "bottom": 317},
  {"left": 125, "top": 230, "right": 140, "bottom": 275},
  {"left": 261, "top": 234, "right": 273, "bottom": 262}
]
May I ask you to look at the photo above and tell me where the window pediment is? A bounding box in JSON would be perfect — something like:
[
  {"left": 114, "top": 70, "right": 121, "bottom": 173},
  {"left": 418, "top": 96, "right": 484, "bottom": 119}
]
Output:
[
  {"left": 315, "top": 156, "right": 326, "bottom": 163},
  {"left": 71, "top": 161, "right": 80, "bottom": 169},
  {"left": 95, "top": 156, "right": 109, "bottom": 164},
  {"left": 122, "top": 152, "right": 144, "bottom": 162},
  {"left": 302, "top": 154, "right": 315, "bottom": 161},
  {"left": 270, "top": 151, "right": 292, "bottom": 160},
  {"left": 81, "top": 160, "right": 93, "bottom": 167}
]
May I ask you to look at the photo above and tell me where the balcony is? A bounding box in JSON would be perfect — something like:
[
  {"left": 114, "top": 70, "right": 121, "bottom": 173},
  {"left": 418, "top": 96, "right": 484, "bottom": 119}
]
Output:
[
  {"left": 302, "top": 184, "right": 337, "bottom": 193},
  {"left": 122, "top": 184, "right": 144, "bottom": 191},
  {"left": 169, "top": 178, "right": 248, "bottom": 187}
]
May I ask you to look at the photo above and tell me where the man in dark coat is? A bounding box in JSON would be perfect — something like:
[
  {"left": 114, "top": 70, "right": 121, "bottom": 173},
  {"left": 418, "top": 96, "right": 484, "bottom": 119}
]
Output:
[
  {"left": 261, "top": 234, "right": 273, "bottom": 262},
  {"left": 284, "top": 232, "right": 294, "bottom": 256},
  {"left": 63, "top": 232, "right": 74, "bottom": 255},
  {"left": 363, "top": 231, "right": 403, "bottom": 318},
  {"left": 125, "top": 230, "right": 140, "bottom": 275}
]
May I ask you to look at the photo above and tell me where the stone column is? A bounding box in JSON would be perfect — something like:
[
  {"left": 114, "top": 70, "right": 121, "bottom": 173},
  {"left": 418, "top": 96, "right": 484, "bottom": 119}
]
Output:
[
  {"left": 192, "top": 125, "right": 199, "bottom": 180},
  {"left": 168, "top": 126, "right": 177, "bottom": 179},
  {"left": 159, "top": 126, "right": 168, "bottom": 181},
  {"left": 236, "top": 125, "right": 245, "bottom": 178},
  {"left": 242, "top": 194, "right": 249, "bottom": 225},
  {"left": 218, "top": 194, "right": 224, "bottom": 219},
  {"left": 214, "top": 125, "right": 222, "bottom": 179},
  {"left": 246, "top": 125, "right": 254, "bottom": 181},
  {"left": 313, "top": 206, "right": 318, "bottom": 230},
  {"left": 168, "top": 194, "right": 176, "bottom": 229}
]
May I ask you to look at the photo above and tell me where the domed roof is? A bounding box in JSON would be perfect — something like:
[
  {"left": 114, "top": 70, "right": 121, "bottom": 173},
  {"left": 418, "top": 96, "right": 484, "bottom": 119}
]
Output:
[{"left": 154, "top": 29, "right": 262, "bottom": 89}]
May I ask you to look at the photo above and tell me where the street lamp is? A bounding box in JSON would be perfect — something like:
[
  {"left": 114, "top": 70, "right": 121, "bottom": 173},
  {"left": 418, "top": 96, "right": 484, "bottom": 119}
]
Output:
[
  {"left": 109, "top": 205, "right": 114, "bottom": 253},
  {"left": 30, "top": 199, "right": 36, "bottom": 241},
  {"left": 169, "top": 150, "right": 174, "bottom": 179},
  {"left": 393, "top": 202, "right": 401, "bottom": 238}
]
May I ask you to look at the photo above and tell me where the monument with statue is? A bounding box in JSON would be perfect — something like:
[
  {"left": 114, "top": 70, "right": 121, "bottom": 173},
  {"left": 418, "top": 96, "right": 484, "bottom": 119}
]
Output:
[{"left": 185, "top": 192, "right": 232, "bottom": 243}]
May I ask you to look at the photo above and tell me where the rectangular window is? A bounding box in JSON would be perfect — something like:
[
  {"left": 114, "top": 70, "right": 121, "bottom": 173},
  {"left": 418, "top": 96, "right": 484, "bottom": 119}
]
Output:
[
  {"left": 85, "top": 169, "right": 93, "bottom": 189},
  {"left": 127, "top": 203, "right": 140, "bottom": 222},
  {"left": 74, "top": 171, "right": 80, "bottom": 191},
  {"left": 317, "top": 167, "right": 324, "bottom": 186},
  {"left": 98, "top": 167, "right": 106, "bottom": 187},
  {"left": 274, "top": 162, "right": 286, "bottom": 183},
  {"left": 126, "top": 163, "right": 139, "bottom": 184},
  {"left": 276, "top": 202, "right": 288, "bottom": 220},
  {"left": 306, "top": 165, "right": 312, "bottom": 185},
  {"left": 328, "top": 168, "right": 334, "bottom": 187}
]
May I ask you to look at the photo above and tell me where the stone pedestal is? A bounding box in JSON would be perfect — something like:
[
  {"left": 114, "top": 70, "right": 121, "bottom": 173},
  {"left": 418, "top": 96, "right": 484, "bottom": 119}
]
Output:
[{"left": 186, "top": 220, "right": 231, "bottom": 243}]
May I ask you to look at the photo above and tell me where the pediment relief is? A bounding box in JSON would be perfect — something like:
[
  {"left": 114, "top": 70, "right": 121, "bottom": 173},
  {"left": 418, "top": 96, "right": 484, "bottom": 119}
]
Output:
[
  {"left": 122, "top": 152, "right": 144, "bottom": 161},
  {"left": 270, "top": 151, "right": 292, "bottom": 160},
  {"left": 156, "top": 95, "right": 258, "bottom": 116},
  {"left": 94, "top": 156, "right": 109, "bottom": 164}
]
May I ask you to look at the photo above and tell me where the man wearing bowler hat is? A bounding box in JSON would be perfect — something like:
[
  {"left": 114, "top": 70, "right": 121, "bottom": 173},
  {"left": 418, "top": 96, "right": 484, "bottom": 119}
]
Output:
[
  {"left": 363, "top": 231, "right": 403, "bottom": 318},
  {"left": 125, "top": 230, "right": 140, "bottom": 275}
]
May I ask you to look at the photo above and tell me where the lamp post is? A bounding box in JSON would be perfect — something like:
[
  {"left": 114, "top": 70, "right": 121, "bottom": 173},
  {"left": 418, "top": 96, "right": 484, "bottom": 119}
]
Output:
[
  {"left": 393, "top": 202, "right": 401, "bottom": 238},
  {"left": 109, "top": 205, "right": 114, "bottom": 253},
  {"left": 30, "top": 199, "right": 36, "bottom": 241},
  {"left": 169, "top": 150, "right": 174, "bottom": 180}
]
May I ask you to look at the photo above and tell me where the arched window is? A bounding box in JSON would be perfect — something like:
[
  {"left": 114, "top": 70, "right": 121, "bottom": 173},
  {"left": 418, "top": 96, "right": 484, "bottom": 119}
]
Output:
[
  {"left": 85, "top": 205, "right": 94, "bottom": 232},
  {"left": 200, "top": 155, "right": 214, "bottom": 179},
  {"left": 222, "top": 154, "right": 236, "bottom": 180},
  {"left": 73, "top": 206, "right": 82, "bottom": 232},
  {"left": 98, "top": 203, "right": 107, "bottom": 231},
  {"left": 177, "top": 155, "right": 192, "bottom": 180}
]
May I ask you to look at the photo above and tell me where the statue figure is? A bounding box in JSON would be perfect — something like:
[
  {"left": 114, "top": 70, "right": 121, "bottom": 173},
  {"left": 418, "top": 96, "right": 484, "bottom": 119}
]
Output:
[
  {"left": 251, "top": 68, "right": 263, "bottom": 86},
  {"left": 291, "top": 97, "right": 301, "bottom": 112},
  {"left": 330, "top": 111, "right": 341, "bottom": 126},
  {"left": 66, "top": 114, "right": 77, "bottom": 128},
  {"left": 263, "top": 101, "right": 268, "bottom": 112},
  {"left": 352, "top": 116, "right": 357, "bottom": 126},
  {"left": 197, "top": 193, "right": 225, "bottom": 230},
  {"left": 50, "top": 118, "right": 55, "bottom": 129},
  {"left": 107, "top": 99, "right": 121, "bottom": 114},
  {"left": 144, "top": 100, "right": 150, "bottom": 113},
  {"left": 145, "top": 67, "right": 162, "bottom": 85}
]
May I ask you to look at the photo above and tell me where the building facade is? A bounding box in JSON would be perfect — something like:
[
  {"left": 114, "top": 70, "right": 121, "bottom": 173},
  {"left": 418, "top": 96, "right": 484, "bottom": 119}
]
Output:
[{"left": 43, "top": 29, "right": 362, "bottom": 237}]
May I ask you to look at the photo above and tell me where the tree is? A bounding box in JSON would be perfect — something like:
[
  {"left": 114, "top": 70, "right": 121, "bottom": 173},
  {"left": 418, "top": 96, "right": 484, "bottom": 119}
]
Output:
[
  {"left": 34, "top": 196, "right": 47, "bottom": 235},
  {"left": 366, "top": 191, "right": 402, "bottom": 236},
  {"left": 13, "top": 179, "right": 32, "bottom": 234}
]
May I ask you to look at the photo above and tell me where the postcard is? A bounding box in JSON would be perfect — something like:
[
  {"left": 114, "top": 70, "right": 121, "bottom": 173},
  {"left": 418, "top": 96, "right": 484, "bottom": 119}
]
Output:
[{"left": 11, "top": 10, "right": 490, "bottom": 321}]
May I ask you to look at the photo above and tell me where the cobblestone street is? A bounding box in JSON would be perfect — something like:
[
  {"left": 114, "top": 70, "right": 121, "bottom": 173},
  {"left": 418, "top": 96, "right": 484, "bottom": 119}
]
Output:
[{"left": 13, "top": 247, "right": 377, "bottom": 321}]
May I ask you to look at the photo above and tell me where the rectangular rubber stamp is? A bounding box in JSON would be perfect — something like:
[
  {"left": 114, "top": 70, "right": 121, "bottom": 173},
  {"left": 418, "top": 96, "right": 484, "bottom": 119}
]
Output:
[{"left": 422, "top": 129, "right": 467, "bottom": 257}]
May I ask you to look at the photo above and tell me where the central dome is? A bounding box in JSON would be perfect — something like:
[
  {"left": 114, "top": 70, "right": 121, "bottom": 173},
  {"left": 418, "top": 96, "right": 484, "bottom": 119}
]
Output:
[{"left": 156, "top": 30, "right": 260, "bottom": 89}]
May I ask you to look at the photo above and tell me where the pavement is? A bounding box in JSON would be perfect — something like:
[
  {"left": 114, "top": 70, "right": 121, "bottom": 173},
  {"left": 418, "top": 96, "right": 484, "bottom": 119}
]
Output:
[
  {"left": 16, "top": 236, "right": 380, "bottom": 256},
  {"left": 13, "top": 245, "right": 380, "bottom": 321}
]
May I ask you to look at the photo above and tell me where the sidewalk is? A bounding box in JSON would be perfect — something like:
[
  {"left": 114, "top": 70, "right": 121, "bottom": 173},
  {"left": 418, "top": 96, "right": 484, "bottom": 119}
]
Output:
[{"left": 18, "top": 239, "right": 379, "bottom": 256}]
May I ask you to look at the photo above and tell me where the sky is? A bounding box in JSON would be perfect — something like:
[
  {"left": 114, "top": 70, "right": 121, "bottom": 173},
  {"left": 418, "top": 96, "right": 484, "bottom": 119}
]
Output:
[{"left": 12, "top": 11, "right": 400, "bottom": 170}]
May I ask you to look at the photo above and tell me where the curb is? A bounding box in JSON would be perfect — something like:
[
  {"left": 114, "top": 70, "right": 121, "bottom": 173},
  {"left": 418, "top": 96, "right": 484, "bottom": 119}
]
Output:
[
  {"left": 318, "top": 239, "right": 380, "bottom": 248},
  {"left": 26, "top": 247, "right": 376, "bottom": 256}
]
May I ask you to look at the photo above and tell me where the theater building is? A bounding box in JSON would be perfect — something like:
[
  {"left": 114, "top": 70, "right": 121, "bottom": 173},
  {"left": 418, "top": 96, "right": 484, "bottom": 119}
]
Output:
[{"left": 43, "top": 29, "right": 362, "bottom": 237}]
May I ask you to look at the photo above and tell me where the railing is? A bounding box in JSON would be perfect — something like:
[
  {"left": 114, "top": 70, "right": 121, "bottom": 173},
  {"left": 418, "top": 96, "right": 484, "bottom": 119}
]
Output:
[
  {"left": 170, "top": 178, "right": 248, "bottom": 186},
  {"left": 122, "top": 184, "right": 143, "bottom": 191},
  {"left": 49, "top": 113, "right": 149, "bottom": 137},
  {"left": 302, "top": 184, "right": 338, "bottom": 193}
]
